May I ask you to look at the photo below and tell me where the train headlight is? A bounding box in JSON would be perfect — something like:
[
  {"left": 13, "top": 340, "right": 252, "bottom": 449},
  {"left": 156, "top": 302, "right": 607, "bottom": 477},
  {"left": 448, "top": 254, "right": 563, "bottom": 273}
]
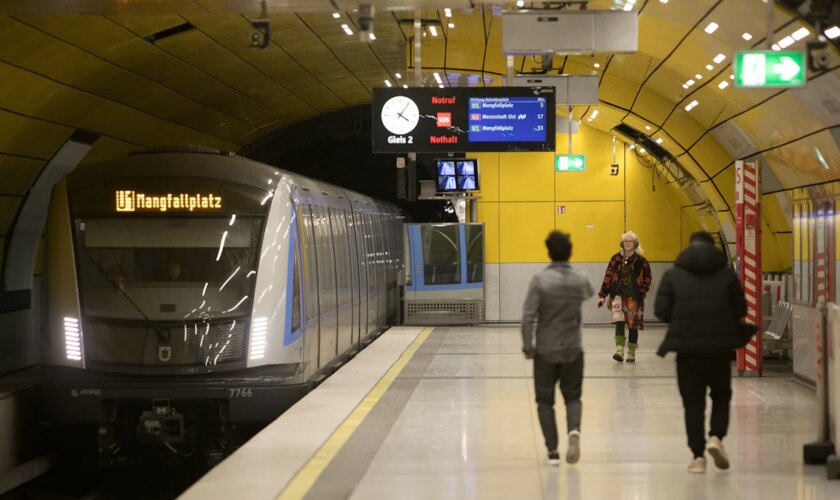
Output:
[
  {"left": 64, "top": 317, "right": 82, "bottom": 361},
  {"left": 249, "top": 317, "right": 268, "bottom": 360}
]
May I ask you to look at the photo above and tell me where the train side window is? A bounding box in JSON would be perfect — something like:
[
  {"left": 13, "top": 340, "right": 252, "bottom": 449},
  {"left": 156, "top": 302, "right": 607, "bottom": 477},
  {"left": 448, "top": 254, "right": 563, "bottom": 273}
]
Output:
[
  {"left": 300, "top": 205, "right": 319, "bottom": 321},
  {"left": 372, "top": 214, "right": 386, "bottom": 284},
  {"left": 365, "top": 213, "right": 377, "bottom": 294},
  {"left": 315, "top": 205, "right": 337, "bottom": 312},
  {"left": 345, "top": 210, "right": 360, "bottom": 292},
  {"left": 330, "top": 208, "right": 352, "bottom": 305},
  {"left": 352, "top": 211, "right": 366, "bottom": 294},
  {"left": 292, "top": 242, "right": 301, "bottom": 332}
]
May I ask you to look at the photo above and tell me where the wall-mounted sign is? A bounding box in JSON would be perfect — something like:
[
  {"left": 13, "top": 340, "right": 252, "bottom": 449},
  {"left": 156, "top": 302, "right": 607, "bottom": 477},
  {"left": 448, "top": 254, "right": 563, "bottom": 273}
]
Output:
[
  {"left": 555, "top": 154, "right": 586, "bottom": 172},
  {"left": 115, "top": 190, "right": 222, "bottom": 212},
  {"left": 734, "top": 50, "right": 806, "bottom": 88},
  {"left": 372, "top": 87, "right": 556, "bottom": 153}
]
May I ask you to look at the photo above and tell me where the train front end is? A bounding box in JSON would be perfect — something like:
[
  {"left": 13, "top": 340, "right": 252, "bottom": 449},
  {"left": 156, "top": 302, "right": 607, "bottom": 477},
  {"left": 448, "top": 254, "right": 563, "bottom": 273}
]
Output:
[{"left": 43, "top": 151, "right": 306, "bottom": 464}]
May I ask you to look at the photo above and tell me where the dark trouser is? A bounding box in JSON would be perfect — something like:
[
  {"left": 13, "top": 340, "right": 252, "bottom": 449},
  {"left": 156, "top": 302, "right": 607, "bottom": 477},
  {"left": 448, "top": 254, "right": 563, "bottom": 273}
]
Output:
[
  {"left": 615, "top": 322, "right": 639, "bottom": 343},
  {"left": 676, "top": 352, "right": 732, "bottom": 458},
  {"left": 534, "top": 353, "right": 584, "bottom": 452}
]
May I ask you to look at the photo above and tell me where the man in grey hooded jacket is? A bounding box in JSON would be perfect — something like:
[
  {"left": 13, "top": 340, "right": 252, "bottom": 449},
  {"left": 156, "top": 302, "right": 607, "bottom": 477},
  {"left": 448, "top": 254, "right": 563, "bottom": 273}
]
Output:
[{"left": 521, "top": 231, "right": 595, "bottom": 465}]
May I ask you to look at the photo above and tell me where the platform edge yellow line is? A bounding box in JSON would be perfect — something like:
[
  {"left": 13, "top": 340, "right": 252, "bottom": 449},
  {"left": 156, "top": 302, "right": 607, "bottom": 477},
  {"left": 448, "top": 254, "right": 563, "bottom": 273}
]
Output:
[{"left": 276, "top": 327, "right": 434, "bottom": 500}]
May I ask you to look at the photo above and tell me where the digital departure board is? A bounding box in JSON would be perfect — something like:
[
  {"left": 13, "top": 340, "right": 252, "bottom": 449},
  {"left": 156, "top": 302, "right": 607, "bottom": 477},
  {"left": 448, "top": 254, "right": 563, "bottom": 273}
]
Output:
[
  {"left": 467, "top": 97, "right": 548, "bottom": 143},
  {"left": 372, "top": 87, "right": 555, "bottom": 153}
]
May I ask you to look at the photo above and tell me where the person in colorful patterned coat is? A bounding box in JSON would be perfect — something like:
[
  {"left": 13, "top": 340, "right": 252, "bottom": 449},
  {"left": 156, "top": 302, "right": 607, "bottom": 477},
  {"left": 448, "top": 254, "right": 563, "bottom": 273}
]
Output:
[{"left": 597, "top": 231, "right": 652, "bottom": 363}]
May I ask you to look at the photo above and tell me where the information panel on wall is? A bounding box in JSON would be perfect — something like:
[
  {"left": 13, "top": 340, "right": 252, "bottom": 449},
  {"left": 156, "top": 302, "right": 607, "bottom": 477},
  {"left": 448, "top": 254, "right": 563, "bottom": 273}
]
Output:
[{"left": 372, "top": 87, "right": 555, "bottom": 153}]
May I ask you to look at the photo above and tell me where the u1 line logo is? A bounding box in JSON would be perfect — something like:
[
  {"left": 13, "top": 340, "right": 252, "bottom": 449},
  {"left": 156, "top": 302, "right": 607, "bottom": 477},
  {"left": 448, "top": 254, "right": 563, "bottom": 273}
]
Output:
[{"left": 116, "top": 190, "right": 135, "bottom": 212}]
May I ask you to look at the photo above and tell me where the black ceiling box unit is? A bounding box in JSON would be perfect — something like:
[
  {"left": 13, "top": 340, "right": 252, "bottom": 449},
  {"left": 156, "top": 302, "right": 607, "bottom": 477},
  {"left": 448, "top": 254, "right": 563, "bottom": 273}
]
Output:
[
  {"left": 614, "top": 123, "right": 680, "bottom": 166},
  {"left": 507, "top": 74, "right": 598, "bottom": 106},
  {"left": 502, "top": 10, "right": 638, "bottom": 55},
  {"left": 371, "top": 86, "right": 555, "bottom": 153}
]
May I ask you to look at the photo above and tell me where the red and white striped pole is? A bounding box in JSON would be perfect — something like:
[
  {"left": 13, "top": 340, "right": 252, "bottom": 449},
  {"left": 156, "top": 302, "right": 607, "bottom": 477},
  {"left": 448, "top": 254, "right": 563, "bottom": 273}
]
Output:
[
  {"left": 736, "top": 160, "right": 762, "bottom": 375},
  {"left": 803, "top": 199, "right": 837, "bottom": 464}
]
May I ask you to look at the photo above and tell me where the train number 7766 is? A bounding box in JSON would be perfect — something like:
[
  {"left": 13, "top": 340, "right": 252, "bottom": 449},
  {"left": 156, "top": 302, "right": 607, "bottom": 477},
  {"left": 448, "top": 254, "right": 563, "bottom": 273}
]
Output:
[{"left": 229, "top": 388, "right": 254, "bottom": 398}]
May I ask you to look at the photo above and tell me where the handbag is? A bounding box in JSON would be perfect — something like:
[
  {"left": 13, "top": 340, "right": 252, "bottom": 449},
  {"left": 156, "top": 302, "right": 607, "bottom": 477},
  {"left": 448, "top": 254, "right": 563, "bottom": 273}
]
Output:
[{"left": 737, "top": 322, "right": 757, "bottom": 348}]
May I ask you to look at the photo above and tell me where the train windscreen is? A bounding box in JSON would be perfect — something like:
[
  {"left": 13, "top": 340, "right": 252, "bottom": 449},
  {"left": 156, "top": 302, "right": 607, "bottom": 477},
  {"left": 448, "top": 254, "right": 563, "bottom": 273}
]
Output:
[{"left": 66, "top": 174, "right": 273, "bottom": 368}]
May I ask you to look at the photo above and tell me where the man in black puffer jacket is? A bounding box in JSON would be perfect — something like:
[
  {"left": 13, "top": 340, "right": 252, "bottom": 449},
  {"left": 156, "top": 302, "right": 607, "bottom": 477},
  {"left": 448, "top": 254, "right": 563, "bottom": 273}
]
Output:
[{"left": 654, "top": 231, "right": 747, "bottom": 474}]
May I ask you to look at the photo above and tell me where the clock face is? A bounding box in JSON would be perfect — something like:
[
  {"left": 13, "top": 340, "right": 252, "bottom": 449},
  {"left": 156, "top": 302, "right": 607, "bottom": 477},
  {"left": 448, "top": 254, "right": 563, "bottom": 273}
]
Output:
[{"left": 380, "top": 96, "right": 419, "bottom": 135}]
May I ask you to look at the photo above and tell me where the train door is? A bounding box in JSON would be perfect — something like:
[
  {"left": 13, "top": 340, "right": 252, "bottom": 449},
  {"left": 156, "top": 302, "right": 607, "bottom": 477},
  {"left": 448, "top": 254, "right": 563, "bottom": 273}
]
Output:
[
  {"left": 330, "top": 208, "right": 353, "bottom": 356},
  {"left": 314, "top": 205, "right": 338, "bottom": 368},
  {"left": 345, "top": 209, "right": 361, "bottom": 350},
  {"left": 298, "top": 203, "right": 320, "bottom": 379},
  {"left": 364, "top": 212, "right": 378, "bottom": 335}
]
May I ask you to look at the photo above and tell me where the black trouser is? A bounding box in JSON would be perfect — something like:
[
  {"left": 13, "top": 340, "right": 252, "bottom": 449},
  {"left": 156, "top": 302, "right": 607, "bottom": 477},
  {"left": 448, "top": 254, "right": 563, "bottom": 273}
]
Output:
[
  {"left": 534, "top": 353, "right": 584, "bottom": 452},
  {"left": 676, "top": 352, "right": 732, "bottom": 458},
  {"left": 615, "top": 321, "right": 639, "bottom": 343}
]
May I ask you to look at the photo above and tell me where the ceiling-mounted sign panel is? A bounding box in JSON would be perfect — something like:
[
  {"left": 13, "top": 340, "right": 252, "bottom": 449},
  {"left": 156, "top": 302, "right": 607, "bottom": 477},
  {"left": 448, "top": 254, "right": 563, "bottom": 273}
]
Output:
[
  {"left": 508, "top": 74, "right": 599, "bottom": 105},
  {"left": 502, "top": 10, "right": 638, "bottom": 55},
  {"left": 372, "top": 87, "right": 556, "bottom": 153}
]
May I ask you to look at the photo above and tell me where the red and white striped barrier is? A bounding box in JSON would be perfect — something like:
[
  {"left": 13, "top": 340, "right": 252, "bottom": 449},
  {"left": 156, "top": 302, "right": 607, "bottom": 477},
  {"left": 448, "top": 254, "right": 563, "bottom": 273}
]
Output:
[{"left": 736, "top": 160, "right": 762, "bottom": 374}]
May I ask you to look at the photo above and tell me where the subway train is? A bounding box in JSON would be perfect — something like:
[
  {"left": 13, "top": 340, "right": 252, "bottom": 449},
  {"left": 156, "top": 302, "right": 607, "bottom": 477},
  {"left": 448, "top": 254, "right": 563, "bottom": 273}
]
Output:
[{"left": 43, "top": 148, "right": 403, "bottom": 465}]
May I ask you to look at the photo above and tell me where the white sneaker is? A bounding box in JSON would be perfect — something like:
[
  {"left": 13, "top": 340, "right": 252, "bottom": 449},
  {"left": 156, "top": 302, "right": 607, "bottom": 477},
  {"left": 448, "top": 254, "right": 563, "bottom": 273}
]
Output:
[
  {"left": 547, "top": 450, "right": 560, "bottom": 466},
  {"left": 566, "top": 434, "right": 580, "bottom": 464},
  {"left": 706, "top": 436, "right": 730, "bottom": 470},
  {"left": 688, "top": 457, "right": 706, "bottom": 473}
]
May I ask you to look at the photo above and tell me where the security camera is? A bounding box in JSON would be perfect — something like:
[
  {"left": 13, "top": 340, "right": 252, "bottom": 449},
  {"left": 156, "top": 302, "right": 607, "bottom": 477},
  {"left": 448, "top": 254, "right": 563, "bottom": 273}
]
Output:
[
  {"left": 807, "top": 40, "right": 828, "bottom": 72},
  {"left": 358, "top": 4, "right": 375, "bottom": 41},
  {"left": 249, "top": 18, "right": 271, "bottom": 49},
  {"left": 610, "top": 162, "right": 619, "bottom": 176}
]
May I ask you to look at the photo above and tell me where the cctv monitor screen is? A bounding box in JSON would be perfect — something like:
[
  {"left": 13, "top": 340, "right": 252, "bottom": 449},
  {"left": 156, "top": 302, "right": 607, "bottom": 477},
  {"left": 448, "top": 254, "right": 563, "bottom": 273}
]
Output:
[
  {"left": 436, "top": 158, "right": 479, "bottom": 192},
  {"left": 458, "top": 175, "right": 477, "bottom": 190},
  {"left": 436, "top": 161, "right": 457, "bottom": 192},
  {"left": 437, "top": 175, "right": 457, "bottom": 191},
  {"left": 456, "top": 160, "right": 475, "bottom": 176}
]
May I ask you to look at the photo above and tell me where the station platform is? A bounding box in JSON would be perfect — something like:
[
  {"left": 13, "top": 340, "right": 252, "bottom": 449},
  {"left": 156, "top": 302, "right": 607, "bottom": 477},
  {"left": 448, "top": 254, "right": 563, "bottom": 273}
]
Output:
[{"left": 181, "top": 325, "right": 840, "bottom": 500}]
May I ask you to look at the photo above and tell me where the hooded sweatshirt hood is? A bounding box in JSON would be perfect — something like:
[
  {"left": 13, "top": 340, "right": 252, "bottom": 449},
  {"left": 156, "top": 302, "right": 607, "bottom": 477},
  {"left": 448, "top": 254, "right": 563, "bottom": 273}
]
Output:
[{"left": 675, "top": 242, "right": 728, "bottom": 273}]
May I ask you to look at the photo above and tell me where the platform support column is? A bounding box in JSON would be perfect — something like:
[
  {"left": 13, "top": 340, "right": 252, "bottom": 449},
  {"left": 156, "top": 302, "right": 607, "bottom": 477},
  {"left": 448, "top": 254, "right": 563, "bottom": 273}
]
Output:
[{"left": 736, "top": 160, "right": 762, "bottom": 376}]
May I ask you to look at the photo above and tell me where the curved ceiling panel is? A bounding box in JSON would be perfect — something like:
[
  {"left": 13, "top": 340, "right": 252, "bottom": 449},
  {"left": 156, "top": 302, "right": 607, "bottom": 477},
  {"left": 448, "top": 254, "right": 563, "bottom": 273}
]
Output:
[
  {"left": 693, "top": 130, "right": 738, "bottom": 177},
  {"left": 762, "top": 129, "right": 840, "bottom": 186},
  {"left": 0, "top": 0, "right": 836, "bottom": 254},
  {"left": 0, "top": 157, "right": 44, "bottom": 195}
]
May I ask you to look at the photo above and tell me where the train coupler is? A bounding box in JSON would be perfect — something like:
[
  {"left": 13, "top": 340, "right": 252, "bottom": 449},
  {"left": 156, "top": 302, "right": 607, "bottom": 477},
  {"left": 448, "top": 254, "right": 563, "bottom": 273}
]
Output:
[{"left": 137, "top": 399, "right": 187, "bottom": 455}]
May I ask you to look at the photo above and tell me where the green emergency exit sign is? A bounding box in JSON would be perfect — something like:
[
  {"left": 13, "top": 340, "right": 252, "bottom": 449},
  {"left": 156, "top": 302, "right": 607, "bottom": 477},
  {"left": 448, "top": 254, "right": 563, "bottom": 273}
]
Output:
[
  {"left": 555, "top": 154, "right": 586, "bottom": 172},
  {"left": 734, "top": 50, "right": 806, "bottom": 88}
]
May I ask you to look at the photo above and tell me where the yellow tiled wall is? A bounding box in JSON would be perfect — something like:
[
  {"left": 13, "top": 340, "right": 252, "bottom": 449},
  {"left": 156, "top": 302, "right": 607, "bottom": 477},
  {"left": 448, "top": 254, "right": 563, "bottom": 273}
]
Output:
[{"left": 474, "top": 125, "right": 790, "bottom": 267}]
